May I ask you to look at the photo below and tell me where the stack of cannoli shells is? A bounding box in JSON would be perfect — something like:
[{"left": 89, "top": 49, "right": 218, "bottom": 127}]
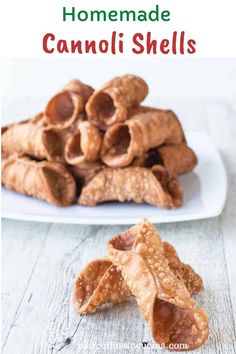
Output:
[
  {"left": 2, "top": 75, "right": 197, "bottom": 208},
  {"left": 73, "top": 220, "right": 209, "bottom": 350}
]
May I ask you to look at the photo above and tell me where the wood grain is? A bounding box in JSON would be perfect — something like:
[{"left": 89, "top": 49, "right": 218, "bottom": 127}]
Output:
[{"left": 2, "top": 99, "right": 236, "bottom": 354}]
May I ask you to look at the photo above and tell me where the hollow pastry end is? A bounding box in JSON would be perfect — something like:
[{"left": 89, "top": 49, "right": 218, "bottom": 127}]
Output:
[
  {"left": 101, "top": 124, "right": 132, "bottom": 167},
  {"left": 40, "top": 163, "right": 76, "bottom": 206},
  {"left": 45, "top": 91, "right": 84, "bottom": 128}
]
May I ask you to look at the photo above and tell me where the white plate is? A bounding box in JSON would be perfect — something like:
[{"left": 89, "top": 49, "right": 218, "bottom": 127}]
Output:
[{"left": 2, "top": 132, "right": 227, "bottom": 225}]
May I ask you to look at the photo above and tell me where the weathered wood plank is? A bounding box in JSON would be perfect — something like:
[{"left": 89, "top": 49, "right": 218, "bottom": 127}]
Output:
[
  {"left": 206, "top": 100, "right": 236, "bottom": 330},
  {"left": 221, "top": 175, "right": 236, "bottom": 330},
  {"left": 1, "top": 220, "right": 51, "bottom": 351}
]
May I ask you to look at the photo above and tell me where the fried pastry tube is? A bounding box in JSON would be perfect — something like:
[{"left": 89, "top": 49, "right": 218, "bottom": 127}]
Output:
[
  {"left": 73, "top": 258, "right": 132, "bottom": 314},
  {"left": 2, "top": 119, "right": 49, "bottom": 159},
  {"left": 101, "top": 110, "right": 185, "bottom": 167},
  {"left": 1, "top": 113, "right": 45, "bottom": 158},
  {"left": 108, "top": 220, "right": 209, "bottom": 351},
  {"left": 43, "top": 116, "right": 85, "bottom": 163},
  {"left": 163, "top": 242, "right": 204, "bottom": 295},
  {"left": 42, "top": 126, "right": 71, "bottom": 163},
  {"left": 45, "top": 80, "right": 94, "bottom": 128},
  {"left": 78, "top": 165, "right": 183, "bottom": 209},
  {"left": 65, "top": 121, "right": 102, "bottom": 165},
  {"left": 1, "top": 112, "right": 45, "bottom": 135},
  {"left": 69, "top": 161, "right": 105, "bottom": 184},
  {"left": 133, "top": 143, "right": 197, "bottom": 176},
  {"left": 2, "top": 157, "right": 76, "bottom": 206},
  {"left": 86, "top": 75, "right": 148, "bottom": 130},
  {"left": 73, "top": 243, "right": 203, "bottom": 314},
  {"left": 1, "top": 116, "right": 81, "bottom": 162}
]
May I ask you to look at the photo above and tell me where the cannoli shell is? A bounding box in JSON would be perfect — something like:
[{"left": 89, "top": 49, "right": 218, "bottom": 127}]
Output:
[
  {"left": 42, "top": 126, "right": 71, "bottom": 163},
  {"left": 108, "top": 219, "right": 209, "bottom": 350},
  {"left": 68, "top": 161, "right": 105, "bottom": 184},
  {"left": 73, "top": 258, "right": 132, "bottom": 314},
  {"left": 126, "top": 105, "right": 158, "bottom": 117},
  {"left": 78, "top": 165, "right": 183, "bottom": 209},
  {"left": 158, "top": 143, "right": 197, "bottom": 176},
  {"left": 86, "top": 75, "right": 148, "bottom": 130},
  {"left": 45, "top": 80, "right": 94, "bottom": 128},
  {"left": 2, "top": 119, "right": 48, "bottom": 159},
  {"left": 163, "top": 242, "right": 204, "bottom": 295},
  {"left": 42, "top": 117, "right": 85, "bottom": 163},
  {"left": 2, "top": 156, "right": 76, "bottom": 206},
  {"left": 1, "top": 112, "right": 44, "bottom": 136},
  {"left": 65, "top": 121, "right": 102, "bottom": 165},
  {"left": 101, "top": 110, "right": 185, "bottom": 167},
  {"left": 1, "top": 115, "right": 83, "bottom": 162},
  {"left": 133, "top": 143, "right": 197, "bottom": 176},
  {"left": 73, "top": 242, "right": 203, "bottom": 314},
  {"left": 29, "top": 112, "right": 45, "bottom": 125}
]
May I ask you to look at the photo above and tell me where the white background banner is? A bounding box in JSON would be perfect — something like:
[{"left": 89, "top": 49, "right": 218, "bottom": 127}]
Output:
[{"left": 1, "top": 0, "right": 236, "bottom": 57}]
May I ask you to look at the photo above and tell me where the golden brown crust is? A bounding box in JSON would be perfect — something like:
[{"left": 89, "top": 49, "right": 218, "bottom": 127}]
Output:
[
  {"left": 132, "top": 143, "right": 197, "bottom": 176},
  {"left": 1, "top": 113, "right": 85, "bottom": 162},
  {"left": 108, "top": 219, "right": 209, "bottom": 351},
  {"left": 158, "top": 143, "right": 198, "bottom": 176},
  {"left": 2, "top": 119, "right": 48, "bottom": 159},
  {"left": 2, "top": 156, "right": 76, "bottom": 206},
  {"left": 163, "top": 242, "right": 204, "bottom": 295},
  {"left": 73, "top": 258, "right": 132, "bottom": 314},
  {"left": 73, "top": 242, "right": 203, "bottom": 315},
  {"left": 68, "top": 160, "right": 105, "bottom": 184},
  {"left": 42, "top": 126, "right": 73, "bottom": 163},
  {"left": 86, "top": 75, "right": 148, "bottom": 130},
  {"left": 45, "top": 80, "right": 94, "bottom": 128},
  {"left": 78, "top": 165, "right": 183, "bottom": 209},
  {"left": 1, "top": 112, "right": 44, "bottom": 136},
  {"left": 65, "top": 121, "right": 102, "bottom": 165},
  {"left": 101, "top": 110, "right": 185, "bottom": 168}
]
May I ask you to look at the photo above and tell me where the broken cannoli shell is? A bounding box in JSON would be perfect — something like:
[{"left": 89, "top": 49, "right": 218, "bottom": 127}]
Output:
[
  {"left": 108, "top": 219, "right": 209, "bottom": 351},
  {"left": 65, "top": 121, "right": 102, "bottom": 165},
  {"left": 133, "top": 143, "right": 197, "bottom": 176},
  {"left": 73, "top": 243, "right": 203, "bottom": 314},
  {"left": 101, "top": 110, "right": 185, "bottom": 168},
  {"left": 78, "top": 165, "right": 183, "bottom": 209},
  {"left": 2, "top": 156, "right": 76, "bottom": 206},
  {"left": 86, "top": 75, "right": 148, "bottom": 130},
  {"left": 73, "top": 258, "right": 132, "bottom": 314},
  {"left": 45, "top": 80, "right": 94, "bottom": 129}
]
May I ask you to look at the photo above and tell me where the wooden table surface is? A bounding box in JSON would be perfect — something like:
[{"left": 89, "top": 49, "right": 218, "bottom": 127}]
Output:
[{"left": 2, "top": 99, "right": 236, "bottom": 353}]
